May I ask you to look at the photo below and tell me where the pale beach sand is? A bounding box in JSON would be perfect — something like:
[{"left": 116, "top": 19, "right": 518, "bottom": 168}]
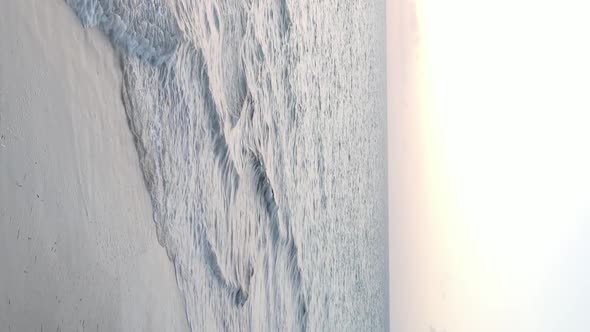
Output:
[{"left": 0, "top": 0, "right": 189, "bottom": 331}]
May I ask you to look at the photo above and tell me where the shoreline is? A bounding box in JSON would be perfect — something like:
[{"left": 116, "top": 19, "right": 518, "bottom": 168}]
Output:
[{"left": 0, "top": 0, "right": 189, "bottom": 331}]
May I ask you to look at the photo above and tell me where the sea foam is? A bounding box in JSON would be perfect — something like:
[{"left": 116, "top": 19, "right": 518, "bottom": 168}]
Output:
[{"left": 65, "top": 0, "right": 388, "bottom": 330}]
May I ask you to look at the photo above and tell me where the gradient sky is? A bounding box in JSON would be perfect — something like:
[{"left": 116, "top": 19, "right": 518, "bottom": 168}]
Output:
[{"left": 387, "top": 1, "right": 590, "bottom": 331}]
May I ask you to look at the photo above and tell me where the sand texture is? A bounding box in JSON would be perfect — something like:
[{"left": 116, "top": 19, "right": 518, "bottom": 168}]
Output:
[{"left": 0, "top": 0, "right": 189, "bottom": 331}]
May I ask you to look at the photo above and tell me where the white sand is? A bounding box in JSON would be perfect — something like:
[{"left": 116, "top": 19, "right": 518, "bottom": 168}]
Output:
[{"left": 0, "top": 0, "right": 189, "bottom": 331}]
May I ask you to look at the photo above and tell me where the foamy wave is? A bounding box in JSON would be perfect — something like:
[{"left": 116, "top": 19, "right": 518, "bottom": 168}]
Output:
[{"left": 65, "top": 0, "right": 388, "bottom": 330}]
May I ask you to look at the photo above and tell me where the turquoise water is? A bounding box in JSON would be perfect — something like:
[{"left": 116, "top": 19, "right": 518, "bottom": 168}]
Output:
[{"left": 65, "top": 0, "right": 388, "bottom": 330}]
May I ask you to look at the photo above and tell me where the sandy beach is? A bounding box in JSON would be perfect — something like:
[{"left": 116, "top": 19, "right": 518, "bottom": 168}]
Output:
[{"left": 0, "top": 0, "right": 189, "bottom": 331}]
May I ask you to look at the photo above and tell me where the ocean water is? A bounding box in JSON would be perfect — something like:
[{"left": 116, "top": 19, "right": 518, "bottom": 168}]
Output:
[{"left": 65, "top": 0, "right": 388, "bottom": 330}]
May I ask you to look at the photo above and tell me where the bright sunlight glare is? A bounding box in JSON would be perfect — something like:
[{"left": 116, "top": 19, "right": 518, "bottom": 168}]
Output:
[{"left": 401, "top": 1, "right": 590, "bottom": 331}]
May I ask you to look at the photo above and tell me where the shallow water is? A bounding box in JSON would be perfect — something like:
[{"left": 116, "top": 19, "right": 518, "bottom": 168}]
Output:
[{"left": 65, "top": 0, "right": 388, "bottom": 330}]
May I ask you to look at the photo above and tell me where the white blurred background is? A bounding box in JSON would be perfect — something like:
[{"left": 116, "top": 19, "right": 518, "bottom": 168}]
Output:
[{"left": 388, "top": 1, "right": 590, "bottom": 331}]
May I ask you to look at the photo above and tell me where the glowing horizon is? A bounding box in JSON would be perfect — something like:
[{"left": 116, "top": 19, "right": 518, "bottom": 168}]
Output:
[{"left": 388, "top": 1, "right": 590, "bottom": 331}]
